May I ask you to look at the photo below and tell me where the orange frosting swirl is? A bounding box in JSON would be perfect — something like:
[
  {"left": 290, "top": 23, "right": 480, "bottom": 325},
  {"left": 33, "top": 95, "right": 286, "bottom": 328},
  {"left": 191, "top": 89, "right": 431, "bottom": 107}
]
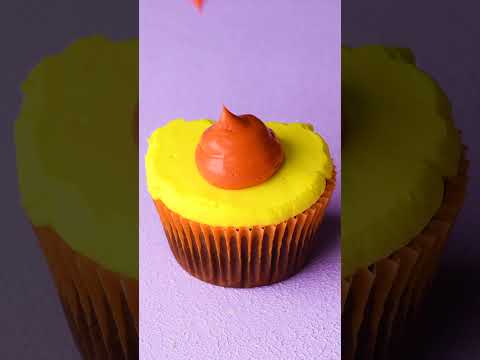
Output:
[{"left": 195, "top": 106, "right": 285, "bottom": 189}]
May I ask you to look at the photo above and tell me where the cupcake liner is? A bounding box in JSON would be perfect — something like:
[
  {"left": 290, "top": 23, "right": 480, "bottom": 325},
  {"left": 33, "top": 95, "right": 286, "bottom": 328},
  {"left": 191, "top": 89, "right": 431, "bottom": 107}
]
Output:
[
  {"left": 341, "top": 147, "right": 468, "bottom": 360},
  {"left": 33, "top": 226, "right": 138, "bottom": 360},
  {"left": 154, "top": 172, "right": 336, "bottom": 288}
]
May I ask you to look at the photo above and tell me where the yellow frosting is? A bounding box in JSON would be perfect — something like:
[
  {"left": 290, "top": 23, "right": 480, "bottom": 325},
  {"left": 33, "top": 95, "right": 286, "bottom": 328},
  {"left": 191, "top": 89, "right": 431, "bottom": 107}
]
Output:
[
  {"left": 15, "top": 37, "right": 138, "bottom": 279},
  {"left": 146, "top": 120, "right": 333, "bottom": 226},
  {"left": 342, "top": 46, "right": 461, "bottom": 276}
]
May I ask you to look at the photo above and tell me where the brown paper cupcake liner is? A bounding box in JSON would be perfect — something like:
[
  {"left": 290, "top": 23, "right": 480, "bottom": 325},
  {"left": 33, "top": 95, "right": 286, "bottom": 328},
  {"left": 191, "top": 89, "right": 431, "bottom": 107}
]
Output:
[
  {"left": 341, "top": 146, "right": 469, "bottom": 360},
  {"left": 33, "top": 226, "right": 139, "bottom": 360},
  {"left": 154, "top": 172, "right": 336, "bottom": 288}
]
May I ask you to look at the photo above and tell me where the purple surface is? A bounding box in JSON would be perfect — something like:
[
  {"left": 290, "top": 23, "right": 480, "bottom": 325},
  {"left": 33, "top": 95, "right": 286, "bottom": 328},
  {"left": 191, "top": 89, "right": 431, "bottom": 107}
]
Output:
[{"left": 140, "top": 1, "right": 340, "bottom": 359}]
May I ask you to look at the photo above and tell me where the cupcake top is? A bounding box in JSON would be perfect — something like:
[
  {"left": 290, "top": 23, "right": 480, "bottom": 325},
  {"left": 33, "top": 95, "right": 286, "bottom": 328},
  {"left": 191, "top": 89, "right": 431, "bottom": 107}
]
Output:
[
  {"left": 342, "top": 46, "right": 461, "bottom": 277},
  {"left": 15, "top": 37, "right": 138, "bottom": 279},
  {"left": 146, "top": 108, "right": 333, "bottom": 227}
]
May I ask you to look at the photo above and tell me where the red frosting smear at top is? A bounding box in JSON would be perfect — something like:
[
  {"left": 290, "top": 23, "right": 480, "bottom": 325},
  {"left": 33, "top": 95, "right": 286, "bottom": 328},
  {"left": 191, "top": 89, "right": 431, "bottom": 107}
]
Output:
[
  {"left": 195, "top": 106, "right": 285, "bottom": 189},
  {"left": 193, "top": 0, "right": 204, "bottom": 11}
]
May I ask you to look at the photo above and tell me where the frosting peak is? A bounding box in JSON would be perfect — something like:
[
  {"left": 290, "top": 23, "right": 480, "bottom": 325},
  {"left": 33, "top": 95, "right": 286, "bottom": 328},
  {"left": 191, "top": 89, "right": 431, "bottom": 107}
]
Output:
[
  {"left": 217, "top": 106, "right": 249, "bottom": 131},
  {"left": 195, "top": 106, "right": 285, "bottom": 189}
]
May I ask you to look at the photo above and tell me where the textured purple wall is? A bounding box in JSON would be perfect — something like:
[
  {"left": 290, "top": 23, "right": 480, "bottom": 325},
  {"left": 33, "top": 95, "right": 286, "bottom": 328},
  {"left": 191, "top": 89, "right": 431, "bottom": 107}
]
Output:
[{"left": 140, "top": 0, "right": 341, "bottom": 359}]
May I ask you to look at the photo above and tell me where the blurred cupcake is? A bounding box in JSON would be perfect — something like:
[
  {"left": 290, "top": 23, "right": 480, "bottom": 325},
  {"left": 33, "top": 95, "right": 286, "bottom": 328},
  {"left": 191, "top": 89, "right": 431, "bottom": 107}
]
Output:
[
  {"left": 146, "top": 106, "right": 335, "bottom": 287},
  {"left": 341, "top": 46, "right": 468, "bottom": 360},
  {"left": 15, "top": 37, "right": 138, "bottom": 359}
]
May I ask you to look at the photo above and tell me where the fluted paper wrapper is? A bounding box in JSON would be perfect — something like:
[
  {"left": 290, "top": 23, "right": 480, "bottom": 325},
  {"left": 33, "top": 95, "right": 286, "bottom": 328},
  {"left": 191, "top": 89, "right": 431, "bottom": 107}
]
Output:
[
  {"left": 33, "top": 227, "right": 138, "bottom": 360},
  {"left": 154, "top": 174, "right": 335, "bottom": 288},
  {"left": 342, "top": 148, "right": 469, "bottom": 360}
]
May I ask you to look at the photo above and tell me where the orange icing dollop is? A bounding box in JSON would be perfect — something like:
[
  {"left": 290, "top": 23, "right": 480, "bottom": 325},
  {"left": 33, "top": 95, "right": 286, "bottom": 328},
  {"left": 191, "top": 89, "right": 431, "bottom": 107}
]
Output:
[{"left": 195, "top": 106, "right": 285, "bottom": 189}]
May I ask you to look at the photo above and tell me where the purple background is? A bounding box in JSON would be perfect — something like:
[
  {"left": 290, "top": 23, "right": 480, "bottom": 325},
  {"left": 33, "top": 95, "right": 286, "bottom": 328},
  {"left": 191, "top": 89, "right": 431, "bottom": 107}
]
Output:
[
  {"left": 343, "top": 1, "right": 480, "bottom": 358},
  {"left": 140, "top": 1, "right": 340, "bottom": 359}
]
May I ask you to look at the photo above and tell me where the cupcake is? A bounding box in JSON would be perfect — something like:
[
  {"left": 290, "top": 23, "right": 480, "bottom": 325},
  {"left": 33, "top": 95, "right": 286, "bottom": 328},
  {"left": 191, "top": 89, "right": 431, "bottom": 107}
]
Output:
[
  {"left": 15, "top": 37, "right": 138, "bottom": 359},
  {"left": 341, "top": 46, "right": 468, "bottom": 360},
  {"left": 145, "top": 106, "right": 335, "bottom": 288}
]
